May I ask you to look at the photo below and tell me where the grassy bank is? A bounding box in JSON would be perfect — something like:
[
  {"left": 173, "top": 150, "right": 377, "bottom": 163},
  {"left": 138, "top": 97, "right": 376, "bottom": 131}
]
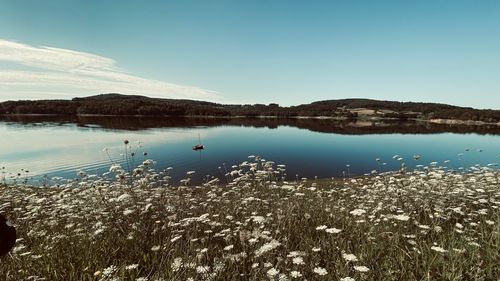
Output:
[{"left": 0, "top": 158, "right": 499, "bottom": 280}]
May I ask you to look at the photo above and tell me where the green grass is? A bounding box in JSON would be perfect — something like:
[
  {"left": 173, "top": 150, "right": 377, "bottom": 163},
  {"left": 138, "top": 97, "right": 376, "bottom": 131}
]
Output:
[{"left": 0, "top": 158, "right": 499, "bottom": 280}]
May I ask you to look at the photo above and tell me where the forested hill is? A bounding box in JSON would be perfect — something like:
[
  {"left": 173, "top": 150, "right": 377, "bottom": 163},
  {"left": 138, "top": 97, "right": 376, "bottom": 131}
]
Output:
[{"left": 0, "top": 94, "right": 499, "bottom": 122}]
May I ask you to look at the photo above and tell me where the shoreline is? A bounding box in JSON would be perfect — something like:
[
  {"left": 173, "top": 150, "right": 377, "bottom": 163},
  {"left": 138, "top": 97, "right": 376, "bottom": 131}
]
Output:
[{"left": 2, "top": 113, "right": 499, "bottom": 126}]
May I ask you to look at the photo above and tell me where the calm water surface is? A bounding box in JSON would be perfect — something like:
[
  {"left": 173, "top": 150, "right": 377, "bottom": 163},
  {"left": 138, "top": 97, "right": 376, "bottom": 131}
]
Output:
[{"left": 1, "top": 117, "right": 499, "bottom": 184}]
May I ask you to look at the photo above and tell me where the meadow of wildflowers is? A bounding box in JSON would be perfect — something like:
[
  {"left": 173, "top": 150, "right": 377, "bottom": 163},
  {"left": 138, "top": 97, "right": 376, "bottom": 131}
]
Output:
[{"left": 0, "top": 154, "right": 499, "bottom": 280}]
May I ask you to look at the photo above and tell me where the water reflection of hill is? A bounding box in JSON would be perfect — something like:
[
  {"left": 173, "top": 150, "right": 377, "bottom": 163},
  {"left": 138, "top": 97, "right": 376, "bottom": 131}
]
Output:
[{"left": 1, "top": 115, "right": 499, "bottom": 135}]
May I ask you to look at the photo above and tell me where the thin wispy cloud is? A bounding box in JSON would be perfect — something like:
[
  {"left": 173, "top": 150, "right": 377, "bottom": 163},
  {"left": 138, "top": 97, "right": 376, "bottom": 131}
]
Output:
[{"left": 0, "top": 39, "right": 220, "bottom": 101}]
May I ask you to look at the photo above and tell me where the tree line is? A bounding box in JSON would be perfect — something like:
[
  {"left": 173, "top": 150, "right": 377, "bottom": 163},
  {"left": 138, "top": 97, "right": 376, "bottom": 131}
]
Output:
[{"left": 0, "top": 94, "right": 498, "bottom": 122}]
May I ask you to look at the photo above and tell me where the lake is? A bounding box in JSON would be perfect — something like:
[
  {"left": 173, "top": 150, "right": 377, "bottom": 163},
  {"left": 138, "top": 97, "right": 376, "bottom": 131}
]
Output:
[{"left": 1, "top": 116, "right": 499, "bottom": 184}]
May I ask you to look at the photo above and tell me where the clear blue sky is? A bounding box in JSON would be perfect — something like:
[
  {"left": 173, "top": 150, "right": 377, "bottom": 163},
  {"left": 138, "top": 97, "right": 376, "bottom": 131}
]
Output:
[{"left": 0, "top": 0, "right": 499, "bottom": 108}]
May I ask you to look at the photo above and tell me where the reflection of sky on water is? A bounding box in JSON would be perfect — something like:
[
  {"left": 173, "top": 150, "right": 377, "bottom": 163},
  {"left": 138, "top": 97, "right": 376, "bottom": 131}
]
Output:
[{"left": 1, "top": 122, "right": 499, "bottom": 184}]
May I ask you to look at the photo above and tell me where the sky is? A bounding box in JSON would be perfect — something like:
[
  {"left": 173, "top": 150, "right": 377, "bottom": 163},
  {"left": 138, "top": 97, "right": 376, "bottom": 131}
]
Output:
[{"left": 0, "top": 0, "right": 499, "bottom": 108}]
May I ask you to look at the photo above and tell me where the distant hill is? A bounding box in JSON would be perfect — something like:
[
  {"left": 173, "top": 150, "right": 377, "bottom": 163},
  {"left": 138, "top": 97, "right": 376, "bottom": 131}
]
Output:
[
  {"left": 0, "top": 93, "right": 499, "bottom": 123},
  {"left": 72, "top": 93, "right": 218, "bottom": 106}
]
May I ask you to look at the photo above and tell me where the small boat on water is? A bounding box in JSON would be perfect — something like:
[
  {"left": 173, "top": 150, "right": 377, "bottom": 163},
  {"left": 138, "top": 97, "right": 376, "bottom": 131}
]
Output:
[
  {"left": 192, "top": 133, "right": 204, "bottom": 150},
  {"left": 193, "top": 144, "right": 204, "bottom": 150}
]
